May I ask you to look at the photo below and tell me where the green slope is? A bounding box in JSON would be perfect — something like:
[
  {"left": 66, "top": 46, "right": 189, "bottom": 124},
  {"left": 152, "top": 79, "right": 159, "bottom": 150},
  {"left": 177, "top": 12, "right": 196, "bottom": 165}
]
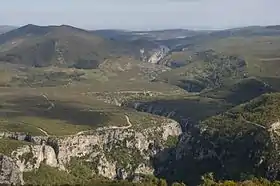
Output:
[
  {"left": 0, "top": 24, "right": 149, "bottom": 68},
  {"left": 157, "top": 93, "right": 280, "bottom": 185},
  {"left": 157, "top": 50, "right": 247, "bottom": 92}
]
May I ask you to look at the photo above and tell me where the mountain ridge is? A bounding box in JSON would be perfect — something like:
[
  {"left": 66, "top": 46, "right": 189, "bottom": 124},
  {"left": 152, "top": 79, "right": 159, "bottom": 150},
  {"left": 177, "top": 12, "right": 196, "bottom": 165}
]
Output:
[{"left": 0, "top": 24, "right": 155, "bottom": 68}]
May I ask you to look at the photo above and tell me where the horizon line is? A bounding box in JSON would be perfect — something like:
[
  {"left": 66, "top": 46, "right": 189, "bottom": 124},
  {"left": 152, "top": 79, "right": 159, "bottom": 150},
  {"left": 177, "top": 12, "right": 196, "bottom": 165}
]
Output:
[{"left": 2, "top": 23, "right": 280, "bottom": 32}]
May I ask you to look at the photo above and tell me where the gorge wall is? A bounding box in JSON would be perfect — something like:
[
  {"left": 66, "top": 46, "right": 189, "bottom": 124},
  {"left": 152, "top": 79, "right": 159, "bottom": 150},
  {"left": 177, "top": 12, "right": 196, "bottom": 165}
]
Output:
[{"left": 0, "top": 119, "right": 181, "bottom": 185}]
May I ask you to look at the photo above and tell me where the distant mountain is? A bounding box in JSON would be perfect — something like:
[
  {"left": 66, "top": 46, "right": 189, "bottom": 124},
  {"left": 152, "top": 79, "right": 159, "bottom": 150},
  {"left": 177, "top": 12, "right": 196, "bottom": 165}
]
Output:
[
  {"left": 91, "top": 29, "right": 136, "bottom": 41},
  {"left": 0, "top": 25, "right": 17, "bottom": 34},
  {"left": 155, "top": 25, "right": 280, "bottom": 51},
  {"left": 265, "top": 25, "right": 280, "bottom": 30},
  {"left": 92, "top": 29, "right": 207, "bottom": 41},
  {"left": 208, "top": 25, "right": 280, "bottom": 38},
  {"left": 132, "top": 29, "right": 208, "bottom": 40},
  {"left": 0, "top": 24, "right": 156, "bottom": 68}
]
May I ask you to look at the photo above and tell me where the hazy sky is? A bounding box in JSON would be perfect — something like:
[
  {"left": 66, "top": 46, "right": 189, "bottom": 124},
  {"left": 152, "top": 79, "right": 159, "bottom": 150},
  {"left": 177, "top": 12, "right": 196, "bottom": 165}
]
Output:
[{"left": 1, "top": 0, "right": 280, "bottom": 30}]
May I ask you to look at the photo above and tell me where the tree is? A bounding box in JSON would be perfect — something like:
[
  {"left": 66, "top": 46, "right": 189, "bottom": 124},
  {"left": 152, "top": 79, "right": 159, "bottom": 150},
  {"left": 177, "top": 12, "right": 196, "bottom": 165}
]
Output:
[
  {"left": 158, "top": 179, "right": 168, "bottom": 186},
  {"left": 200, "top": 172, "right": 216, "bottom": 186}
]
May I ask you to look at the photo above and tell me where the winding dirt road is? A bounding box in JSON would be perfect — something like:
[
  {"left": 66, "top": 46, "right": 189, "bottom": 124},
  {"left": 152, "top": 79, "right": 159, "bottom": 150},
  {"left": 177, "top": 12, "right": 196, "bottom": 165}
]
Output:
[
  {"left": 37, "top": 127, "right": 50, "bottom": 137},
  {"left": 33, "top": 114, "right": 133, "bottom": 137},
  {"left": 77, "top": 114, "right": 133, "bottom": 135}
]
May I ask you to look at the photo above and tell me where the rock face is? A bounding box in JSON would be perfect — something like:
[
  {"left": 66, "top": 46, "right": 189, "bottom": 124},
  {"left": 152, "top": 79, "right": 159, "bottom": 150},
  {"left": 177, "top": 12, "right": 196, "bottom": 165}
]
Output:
[
  {"left": 153, "top": 114, "right": 280, "bottom": 185},
  {"left": 12, "top": 145, "right": 60, "bottom": 172},
  {"left": 0, "top": 119, "right": 181, "bottom": 185},
  {"left": 148, "top": 46, "right": 170, "bottom": 64},
  {"left": 0, "top": 154, "right": 24, "bottom": 185},
  {"left": 54, "top": 119, "right": 181, "bottom": 179}
]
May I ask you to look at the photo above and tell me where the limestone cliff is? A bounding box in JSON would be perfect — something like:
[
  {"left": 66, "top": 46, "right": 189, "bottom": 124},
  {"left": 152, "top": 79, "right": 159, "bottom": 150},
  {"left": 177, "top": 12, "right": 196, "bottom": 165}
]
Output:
[
  {"left": 0, "top": 119, "right": 181, "bottom": 185},
  {"left": 148, "top": 46, "right": 170, "bottom": 64},
  {"left": 152, "top": 94, "right": 280, "bottom": 185},
  {"left": 0, "top": 155, "right": 24, "bottom": 185}
]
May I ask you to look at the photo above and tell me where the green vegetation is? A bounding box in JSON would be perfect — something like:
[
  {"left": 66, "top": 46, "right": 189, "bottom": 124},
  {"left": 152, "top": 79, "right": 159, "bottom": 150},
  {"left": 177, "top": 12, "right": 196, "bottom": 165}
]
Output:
[
  {"left": 195, "top": 36, "right": 280, "bottom": 78},
  {"left": 157, "top": 93, "right": 280, "bottom": 185},
  {"left": 165, "top": 136, "right": 179, "bottom": 148},
  {"left": 128, "top": 95, "right": 232, "bottom": 128},
  {"left": 23, "top": 164, "right": 77, "bottom": 185},
  {"left": 0, "top": 95, "right": 97, "bottom": 136},
  {"left": 231, "top": 93, "right": 280, "bottom": 126},
  {"left": 0, "top": 24, "right": 150, "bottom": 68},
  {"left": 104, "top": 137, "right": 146, "bottom": 171},
  {"left": 158, "top": 50, "right": 246, "bottom": 92},
  {"left": 200, "top": 173, "right": 280, "bottom": 186},
  {"left": 0, "top": 138, "right": 29, "bottom": 156},
  {"left": 159, "top": 28, "right": 280, "bottom": 95},
  {"left": 0, "top": 120, "right": 44, "bottom": 136},
  {"left": 67, "top": 157, "right": 95, "bottom": 184},
  {"left": 21, "top": 163, "right": 280, "bottom": 186},
  {"left": 0, "top": 84, "right": 169, "bottom": 135},
  {"left": 10, "top": 69, "right": 85, "bottom": 87},
  {"left": 23, "top": 163, "right": 185, "bottom": 186},
  {"left": 202, "top": 77, "right": 273, "bottom": 105}
]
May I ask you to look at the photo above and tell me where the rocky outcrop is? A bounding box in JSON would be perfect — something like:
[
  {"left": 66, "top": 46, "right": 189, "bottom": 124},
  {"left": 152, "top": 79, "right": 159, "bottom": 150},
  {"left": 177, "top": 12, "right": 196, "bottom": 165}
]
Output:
[
  {"left": 0, "top": 132, "right": 30, "bottom": 141},
  {"left": 148, "top": 46, "right": 170, "bottom": 64},
  {"left": 153, "top": 113, "right": 280, "bottom": 185},
  {"left": 54, "top": 119, "right": 181, "bottom": 179},
  {"left": 0, "top": 119, "right": 181, "bottom": 185},
  {"left": 12, "top": 145, "right": 60, "bottom": 172},
  {"left": 0, "top": 154, "right": 24, "bottom": 185}
]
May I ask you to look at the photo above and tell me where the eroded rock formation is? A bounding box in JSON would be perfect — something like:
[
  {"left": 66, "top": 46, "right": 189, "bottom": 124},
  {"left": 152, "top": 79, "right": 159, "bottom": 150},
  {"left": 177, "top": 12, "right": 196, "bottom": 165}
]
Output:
[{"left": 0, "top": 119, "right": 181, "bottom": 185}]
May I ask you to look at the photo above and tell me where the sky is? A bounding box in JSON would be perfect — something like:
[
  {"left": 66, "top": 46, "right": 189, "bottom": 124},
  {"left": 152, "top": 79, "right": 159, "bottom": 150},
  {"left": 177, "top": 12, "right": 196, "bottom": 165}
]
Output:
[{"left": 1, "top": 0, "right": 280, "bottom": 30}]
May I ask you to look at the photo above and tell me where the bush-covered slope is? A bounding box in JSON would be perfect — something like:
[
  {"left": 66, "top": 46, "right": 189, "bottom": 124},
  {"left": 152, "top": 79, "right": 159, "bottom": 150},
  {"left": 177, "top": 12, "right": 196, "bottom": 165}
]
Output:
[
  {"left": 202, "top": 77, "right": 274, "bottom": 105},
  {"left": 158, "top": 50, "right": 247, "bottom": 92},
  {"left": 156, "top": 93, "right": 280, "bottom": 185},
  {"left": 0, "top": 24, "right": 150, "bottom": 68}
]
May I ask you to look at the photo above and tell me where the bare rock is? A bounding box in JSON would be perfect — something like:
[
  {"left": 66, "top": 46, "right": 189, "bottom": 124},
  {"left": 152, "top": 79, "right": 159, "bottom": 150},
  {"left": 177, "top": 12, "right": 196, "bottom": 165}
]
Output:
[
  {"left": 0, "top": 118, "right": 182, "bottom": 182},
  {"left": 96, "top": 155, "right": 116, "bottom": 179},
  {"left": 0, "top": 154, "right": 24, "bottom": 185},
  {"left": 12, "top": 145, "right": 59, "bottom": 172}
]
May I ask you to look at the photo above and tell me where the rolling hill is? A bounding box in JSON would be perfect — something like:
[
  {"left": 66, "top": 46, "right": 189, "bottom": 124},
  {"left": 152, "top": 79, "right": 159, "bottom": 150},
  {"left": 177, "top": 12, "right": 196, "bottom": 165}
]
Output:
[
  {"left": 150, "top": 25, "right": 280, "bottom": 94},
  {"left": 157, "top": 50, "right": 247, "bottom": 92},
  {"left": 92, "top": 28, "right": 207, "bottom": 41},
  {"left": 0, "top": 24, "right": 158, "bottom": 68}
]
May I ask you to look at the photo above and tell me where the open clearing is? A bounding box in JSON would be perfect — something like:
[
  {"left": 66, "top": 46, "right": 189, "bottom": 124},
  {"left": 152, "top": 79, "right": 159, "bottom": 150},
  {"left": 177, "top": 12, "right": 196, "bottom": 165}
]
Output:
[{"left": 0, "top": 65, "right": 177, "bottom": 136}]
